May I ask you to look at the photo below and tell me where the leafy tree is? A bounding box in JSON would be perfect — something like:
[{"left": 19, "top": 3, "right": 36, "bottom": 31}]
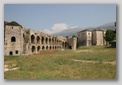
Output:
[
  {"left": 66, "top": 36, "right": 68, "bottom": 38},
  {"left": 104, "top": 30, "right": 116, "bottom": 42},
  {"left": 72, "top": 35, "right": 76, "bottom": 38}
]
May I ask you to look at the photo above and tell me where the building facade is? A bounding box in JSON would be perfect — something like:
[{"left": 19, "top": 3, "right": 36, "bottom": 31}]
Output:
[
  {"left": 77, "top": 29, "right": 92, "bottom": 46},
  {"left": 4, "top": 21, "right": 77, "bottom": 56},
  {"left": 92, "top": 29, "right": 106, "bottom": 46},
  {"left": 77, "top": 29, "right": 106, "bottom": 47}
]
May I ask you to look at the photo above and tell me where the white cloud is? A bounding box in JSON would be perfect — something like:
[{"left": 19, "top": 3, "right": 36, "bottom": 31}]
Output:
[
  {"left": 70, "top": 26, "right": 78, "bottom": 29},
  {"left": 43, "top": 23, "right": 68, "bottom": 34},
  {"left": 43, "top": 29, "right": 52, "bottom": 34}
]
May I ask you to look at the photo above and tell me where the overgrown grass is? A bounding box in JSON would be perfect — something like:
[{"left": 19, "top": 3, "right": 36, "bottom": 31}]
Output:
[{"left": 4, "top": 46, "right": 116, "bottom": 79}]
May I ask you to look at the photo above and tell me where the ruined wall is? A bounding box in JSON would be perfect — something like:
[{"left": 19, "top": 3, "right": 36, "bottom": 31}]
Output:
[
  {"left": 4, "top": 25, "right": 72, "bottom": 55},
  {"left": 4, "top": 25, "right": 24, "bottom": 55},
  {"left": 28, "top": 29, "right": 64, "bottom": 54},
  {"left": 67, "top": 37, "right": 77, "bottom": 50}
]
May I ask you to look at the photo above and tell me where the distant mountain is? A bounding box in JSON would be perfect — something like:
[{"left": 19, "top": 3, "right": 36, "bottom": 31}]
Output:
[
  {"left": 97, "top": 22, "right": 116, "bottom": 30},
  {"left": 53, "top": 27, "right": 84, "bottom": 37},
  {"left": 52, "top": 22, "right": 116, "bottom": 37}
]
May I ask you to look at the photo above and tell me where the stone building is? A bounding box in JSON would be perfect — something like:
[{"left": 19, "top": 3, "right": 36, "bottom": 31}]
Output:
[
  {"left": 4, "top": 25, "right": 24, "bottom": 55},
  {"left": 4, "top": 21, "right": 77, "bottom": 56},
  {"left": 92, "top": 29, "right": 106, "bottom": 46},
  {"left": 67, "top": 36, "right": 77, "bottom": 50},
  {"left": 77, "top": 28, "right": 106, "bottom": 47},
  {"left": 77, "top": 29, "right": 92, "bottom": 46}
]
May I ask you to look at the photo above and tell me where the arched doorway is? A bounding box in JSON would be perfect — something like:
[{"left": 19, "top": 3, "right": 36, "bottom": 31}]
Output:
[
  {"left": 46, "top": 46, "right": 48, "bottom": 50},
  {"left": 32, "top": 46, "right": 36, "bottom": 52},
  {"left": 50, "top": 46, "right": 51, "bottom": 50},
  {"left": 49, "top": 38, "right": 51, "bottom": 45},
  {"left": 69, "top": 46, "right": 72, "bottom": 49},
  {"left": 37, "top": 36, "right": 40, "bottom": 44},
  {"left": 37, "top": 46, "right": 40, "bottom": 51},
  {"left": 9, "top": 51, "right": 13, "bottom": 55},
  {"left": 31, "top": 35, "right": 35, "bottom": 44},
  {"left": 42, "top": 46, "right": 45, "bottom": 50},
  {"left": 11, "top": 36, "right": 16, "bottom": 42},
  {"left": 45, "top": 37, "right": 48, "bottom": 44},
  {"left": 41, "top": 36, "right": 44, "bottom": 44}
]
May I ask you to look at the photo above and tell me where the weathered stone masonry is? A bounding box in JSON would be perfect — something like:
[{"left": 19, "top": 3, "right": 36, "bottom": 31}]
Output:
[
  {"left": 77, "top": 29, "right": 106, "bottom": 47},
  {"left": 4, "top": 21, "right": 107, "bottom": 56},
  {"left": 4, "top": 22, "right": 77, "bottom": 56}
]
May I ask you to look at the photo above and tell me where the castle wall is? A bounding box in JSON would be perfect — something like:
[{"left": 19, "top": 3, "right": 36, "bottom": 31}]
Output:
[
  {"left": 4, "top": 25, "right": 73, "bottom": 55},
  {"left": 67, "top": 37, "right": 77, "bottom": 50},
  {"left": 4, "top": 26, "right": 24, "bottom": 55}
]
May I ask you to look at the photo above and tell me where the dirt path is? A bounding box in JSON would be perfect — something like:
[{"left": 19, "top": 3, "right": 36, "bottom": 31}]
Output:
[
  {"left": 71, "top": 59, "right": 116, "bottom": 66},
  {"left": 4, "top": 64, "right": 19, "bottom": 72}
]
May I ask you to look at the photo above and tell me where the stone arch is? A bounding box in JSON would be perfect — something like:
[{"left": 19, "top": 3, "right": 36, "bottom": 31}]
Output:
[
  {"left": 32, "top": 45, "right": 36, "bottom": 52},
  {"left": 49, "top": 38, "right": 51, "bottom": 45},
  {"left": 41, "top": 36, "right": 44, "bottom": 44},
  {"left": 23, "top": 33, "right": 26, "bottom": 43},
  {"left": 37, "top": 46, "right": 40, "bottom": 51},
  {"left": 50, "top": 46, "right": 51, "bottom": 50},
  {"left": 65, "top": 42, "right": 67, "bottom": 49},
  {"left": 46, "top": 46, "right": 48, "bottom": 50},
  {"left": 15, "top": 50, "right": 19, "bottom": 54},
  {"left": 11, "top": 36, "right": 16, "bottom": 42},
  {"left": 69, "top": 46, "right": 72, "bottom": 49},
  {"left": 31, "top": 35, "right": 35, "bottom": 44},
  {"left": 9, "top": 51, "right": 13, "bottom": 55},
  {"left": 52, "top": 38, "right": 55, "bottom": 45},
  {"left": 37, "top": 36, "right": 40, "bottom": 44},
  {"left": 42, "top": 46, "right": 45, "bottom": 50},
  {"left": 45, "top": 37, "right": 48, "bottom": 44},
  {"left": 62, "top": 42, "right": 65, "bottom": 49}
]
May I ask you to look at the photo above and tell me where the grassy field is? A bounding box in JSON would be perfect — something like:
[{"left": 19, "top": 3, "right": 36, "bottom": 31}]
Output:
[{"left": 4, "top": 46, "right": 116, "bottom": 79}]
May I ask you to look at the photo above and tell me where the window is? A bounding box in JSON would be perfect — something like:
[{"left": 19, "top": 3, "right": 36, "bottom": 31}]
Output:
[
  {"left": 9, "top": 51, "right": 13, "bottom": 55},
  {"left": 11, "top": 36, "right": 16, "bottom": 42},
  {"left": 15, "top": 50, "right": 18, "bottom": 54}
]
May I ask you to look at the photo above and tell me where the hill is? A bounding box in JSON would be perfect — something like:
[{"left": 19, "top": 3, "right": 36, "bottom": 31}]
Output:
[{"left": 52, "top": 22, "right": 116, "bottom": 37}]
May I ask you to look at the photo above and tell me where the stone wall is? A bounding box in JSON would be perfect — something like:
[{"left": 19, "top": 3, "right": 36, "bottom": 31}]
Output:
[
  {"left": 67, "top": 36, "right": 77, "bottom": 50},
  {"left": 77, "top": 30, "right": 92, "bottom": 46},
  {"left": 78, "top": 29, "right": 106, "bottom": 47},
  {"left": 92, "top": 29, "right": 106, "bottom": 46},
  {"left": 4, "top": 25, "right": 77, "bottom": 55},
  {"left": 4, "top": 25, "right": 24, "bottom": 55}
]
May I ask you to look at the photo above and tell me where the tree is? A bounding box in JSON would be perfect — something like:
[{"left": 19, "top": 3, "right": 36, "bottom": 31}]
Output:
[
  {"left": 104, "top": 30, "right": 116, "bottom": 42},
  {"left": 72, "top": 35, "right": 76, "bottom": 38}
]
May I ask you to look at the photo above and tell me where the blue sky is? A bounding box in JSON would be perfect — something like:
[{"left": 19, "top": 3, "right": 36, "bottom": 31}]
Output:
[{"left": 4, "top": 4, "right": 116, "bottom": 34}]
